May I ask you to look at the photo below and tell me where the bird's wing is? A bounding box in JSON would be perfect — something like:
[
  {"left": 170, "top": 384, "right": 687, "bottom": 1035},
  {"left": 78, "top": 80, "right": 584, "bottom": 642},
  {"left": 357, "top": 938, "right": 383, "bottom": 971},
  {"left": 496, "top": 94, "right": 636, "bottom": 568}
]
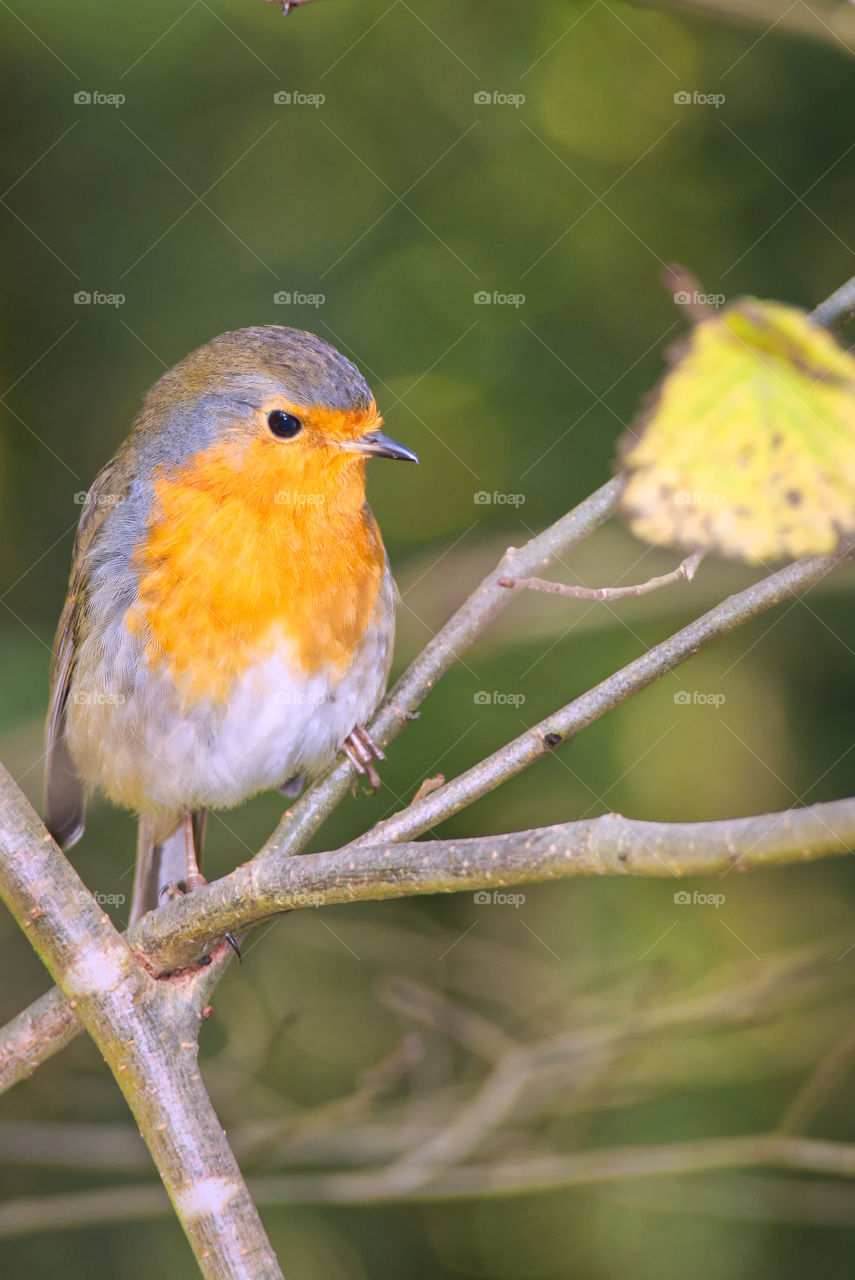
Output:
[{"left": 44, "top": 453, "right": 129, "bottom": 848}]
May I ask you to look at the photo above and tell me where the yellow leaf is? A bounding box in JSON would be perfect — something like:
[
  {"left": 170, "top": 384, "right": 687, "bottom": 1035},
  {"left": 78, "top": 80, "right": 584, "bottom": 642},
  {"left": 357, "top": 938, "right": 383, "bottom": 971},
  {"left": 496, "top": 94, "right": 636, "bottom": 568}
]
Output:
[{"left": 618, "top": 299, "right": 855, "bottom": 562}]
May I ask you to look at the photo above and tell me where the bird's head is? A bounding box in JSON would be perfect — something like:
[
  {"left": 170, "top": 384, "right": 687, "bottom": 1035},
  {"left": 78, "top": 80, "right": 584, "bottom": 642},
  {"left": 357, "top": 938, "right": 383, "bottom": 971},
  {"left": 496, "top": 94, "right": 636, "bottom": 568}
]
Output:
[{"left": 132, "top": 326, "right": 418, "bottom": 513}]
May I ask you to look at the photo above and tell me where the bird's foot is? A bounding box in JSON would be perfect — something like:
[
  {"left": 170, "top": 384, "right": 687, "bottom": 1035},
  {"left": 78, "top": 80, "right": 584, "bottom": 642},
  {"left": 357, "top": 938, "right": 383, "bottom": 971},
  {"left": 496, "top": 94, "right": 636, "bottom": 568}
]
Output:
[
  {"left": 342, "top": 726, "right": 385, "bottom": 790},
  {"left": 158, "top": 881, "right": 240, "bottom": 964}
]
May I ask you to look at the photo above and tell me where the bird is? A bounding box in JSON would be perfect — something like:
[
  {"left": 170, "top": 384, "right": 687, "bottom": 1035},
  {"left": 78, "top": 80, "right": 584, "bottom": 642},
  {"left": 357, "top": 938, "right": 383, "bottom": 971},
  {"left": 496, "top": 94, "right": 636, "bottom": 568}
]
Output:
[{"left": 44, "top": 326, "right": 418, "bottom": 925}]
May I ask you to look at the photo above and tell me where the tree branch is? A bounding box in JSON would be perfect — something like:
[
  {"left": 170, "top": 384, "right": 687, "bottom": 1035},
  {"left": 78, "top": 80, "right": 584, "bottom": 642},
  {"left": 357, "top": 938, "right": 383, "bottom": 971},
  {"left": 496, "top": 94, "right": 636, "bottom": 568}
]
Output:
[
  {"left": 133, "top": 796, "right": 855, "bottom": 966},
  {"left": 4, "top": 265, "right": 855, "bottom": 1261},
  {"left": 0, "top": 764, "right": 283, "bottom": 1280},
  {"left": 626, "top": 0, "right": 855, "bottom": 55},
  {"left": 809, "top": 271, "right": 855, "bottom": 329},
  {"left": 350, "top": 541, "right": 855, "bottom": 848},
  {"left": 4, "top": 1134, "right": 855, "bottom": 1233},
  {"left": 3, "top": 791, "right": 854, "bottom": 1089},
  {"left": 497, "top": 549, "right": 704, "bottom": 600},
  {"left": 2, "top": 529, "right": 853, "bottom": 1095},
  {"left": 252, "top": 475, "right": 625, "bottom": 864}
]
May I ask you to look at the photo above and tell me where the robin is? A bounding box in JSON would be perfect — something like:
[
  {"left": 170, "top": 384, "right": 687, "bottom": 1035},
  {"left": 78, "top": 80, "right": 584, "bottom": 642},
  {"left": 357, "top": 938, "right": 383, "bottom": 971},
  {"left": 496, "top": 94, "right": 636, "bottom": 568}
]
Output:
[{"left": 44, "top": 326, "right": 418, "bottom": 924}]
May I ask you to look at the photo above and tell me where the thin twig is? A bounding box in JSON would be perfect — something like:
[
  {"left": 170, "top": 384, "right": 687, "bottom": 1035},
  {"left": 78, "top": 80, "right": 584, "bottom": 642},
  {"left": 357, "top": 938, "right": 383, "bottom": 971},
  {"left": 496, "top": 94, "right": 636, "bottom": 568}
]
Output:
[
  {"left": 253, "top": 476, "right": 625, "bottom": 864},
  {"left": 1, "top": 547, "right": 853, "bottom": 1071},
  {"left": 809, "top": 271, "right": 855, "bottom": 330},
  {"left": 4, "top": 1134, "right": 855, "bottom": 1232},
  {"left": 662, "top": 264, "right": 716, "bottom": 323},
  {"left": 624, "top": 0, "right": 855, "bottom": 55},
  {"left": 350, "top": 543, "right": 854, "bottom": 849},
  {"left": 777, "top": 1020, "right": 855, "bottom": 1135},
  {"left": 498, "top": 550, "right": 704, "bottom": 601},
  {"left": 3, "top": 261, "right": 855, "bottom": 1260}
]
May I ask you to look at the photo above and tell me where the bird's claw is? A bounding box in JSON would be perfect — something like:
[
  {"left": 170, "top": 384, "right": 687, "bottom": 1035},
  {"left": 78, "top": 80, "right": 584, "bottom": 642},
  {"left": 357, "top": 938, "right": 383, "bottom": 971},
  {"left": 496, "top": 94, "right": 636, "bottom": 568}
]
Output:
[{"left": 342, "top": 726, "right": 385, "bottom": 790}]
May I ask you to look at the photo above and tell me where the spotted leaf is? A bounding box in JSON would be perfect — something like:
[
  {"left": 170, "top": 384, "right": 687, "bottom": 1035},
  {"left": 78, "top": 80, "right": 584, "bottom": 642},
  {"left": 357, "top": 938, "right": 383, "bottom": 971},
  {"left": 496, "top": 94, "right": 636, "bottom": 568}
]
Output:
[{"left": 618, "top": 299, "right": 855, "bottom": 562}]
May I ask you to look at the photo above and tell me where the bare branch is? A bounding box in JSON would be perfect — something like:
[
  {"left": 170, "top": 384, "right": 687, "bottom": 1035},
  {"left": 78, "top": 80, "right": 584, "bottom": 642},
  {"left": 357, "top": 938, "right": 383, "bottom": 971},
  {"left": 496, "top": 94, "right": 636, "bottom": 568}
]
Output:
[
  {"left": 0, "top": 986, "right": 79, "bottom": 1088},
  {"left": 4, "top": 1134, "right": 855, "bottom": 1233},
  {"left": 0, "top": 764, "right": 283, "bottom": 1279},
  {"left": 5, "top": 260, "right": 855, "bottom": 1261},
  {"left": 252, "top": 476, "right": 625, "bottom": 863},
  {"left": 498, "top": 549, "right": 704, "bottom": 601},
  {"left": 809, "top": 271, "right": 855, "bottom": 330},
  {"left": 624, "top": 0, "right": 855, "bottom": 56},
  {"left": 777, "top": 1021, "right": 855, "bottom": 1136},
  {"left": 352, "top": 542, "right": 855, "bottom": 847},
  {"left": 1, "top": 542, "right": 853, "bottom": 1082}
]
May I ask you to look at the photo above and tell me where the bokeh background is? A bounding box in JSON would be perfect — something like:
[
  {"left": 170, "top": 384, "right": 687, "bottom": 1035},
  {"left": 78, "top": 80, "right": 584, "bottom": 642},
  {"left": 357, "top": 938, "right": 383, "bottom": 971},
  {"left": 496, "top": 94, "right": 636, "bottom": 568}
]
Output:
[{"left": 2, "top": 0, "right": 855, "bottom": 1275}]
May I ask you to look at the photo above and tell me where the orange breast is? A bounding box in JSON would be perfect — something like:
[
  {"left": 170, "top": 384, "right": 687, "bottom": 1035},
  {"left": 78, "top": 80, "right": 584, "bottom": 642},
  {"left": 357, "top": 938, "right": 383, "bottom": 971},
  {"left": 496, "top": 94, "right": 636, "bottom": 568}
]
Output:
[{"left": 126, "top": 435, "right": 385, "bottom": 705}]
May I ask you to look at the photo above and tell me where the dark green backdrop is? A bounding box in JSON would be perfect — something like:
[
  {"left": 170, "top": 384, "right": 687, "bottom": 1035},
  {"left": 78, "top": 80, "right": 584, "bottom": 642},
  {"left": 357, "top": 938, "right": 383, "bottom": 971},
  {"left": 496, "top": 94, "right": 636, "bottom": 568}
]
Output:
[{"left": 2, "top": 1, "right": 855, "bottom": 1276}]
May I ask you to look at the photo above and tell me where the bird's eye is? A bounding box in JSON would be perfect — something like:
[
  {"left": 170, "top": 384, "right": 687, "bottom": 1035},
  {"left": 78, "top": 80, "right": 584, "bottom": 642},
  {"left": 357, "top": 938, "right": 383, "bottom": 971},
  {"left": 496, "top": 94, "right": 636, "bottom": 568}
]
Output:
[{"left": 267, "top": 409, "right": 303, "bottom": 439}]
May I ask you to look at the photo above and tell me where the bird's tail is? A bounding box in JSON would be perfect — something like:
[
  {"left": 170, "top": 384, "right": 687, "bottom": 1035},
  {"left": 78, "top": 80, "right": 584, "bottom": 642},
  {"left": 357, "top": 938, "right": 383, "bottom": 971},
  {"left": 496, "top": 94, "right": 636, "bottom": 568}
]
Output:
[{"left": 130, "top": 810, "right": 207, "bottom": 925}]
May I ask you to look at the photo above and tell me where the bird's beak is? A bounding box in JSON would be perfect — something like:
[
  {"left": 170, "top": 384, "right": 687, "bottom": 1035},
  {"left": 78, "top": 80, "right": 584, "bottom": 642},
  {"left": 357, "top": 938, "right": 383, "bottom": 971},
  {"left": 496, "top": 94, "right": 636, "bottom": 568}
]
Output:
[{"left": 338, "top": 430, "right": 419, "bottom": 464}]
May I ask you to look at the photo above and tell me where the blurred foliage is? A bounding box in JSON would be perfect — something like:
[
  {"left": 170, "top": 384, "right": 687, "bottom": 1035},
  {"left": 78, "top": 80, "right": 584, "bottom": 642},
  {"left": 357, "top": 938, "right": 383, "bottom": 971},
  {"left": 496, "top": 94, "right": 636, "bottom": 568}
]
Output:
[
  {"left": 2, "top": 0, "right": 855, "bottom": 1276},
  {"left": 620, "top": 298, "right": 855, "bottom": 561},
  {"left": 616, "top": 299, "right": 855, "bottom": 560}
]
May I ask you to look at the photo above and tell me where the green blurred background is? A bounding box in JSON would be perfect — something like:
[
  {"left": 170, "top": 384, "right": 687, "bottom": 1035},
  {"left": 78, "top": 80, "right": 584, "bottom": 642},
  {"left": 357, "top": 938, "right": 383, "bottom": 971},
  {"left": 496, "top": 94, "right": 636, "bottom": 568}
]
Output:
[{"left": 3, "top": 0, "right": 855, "bottom": 1275}]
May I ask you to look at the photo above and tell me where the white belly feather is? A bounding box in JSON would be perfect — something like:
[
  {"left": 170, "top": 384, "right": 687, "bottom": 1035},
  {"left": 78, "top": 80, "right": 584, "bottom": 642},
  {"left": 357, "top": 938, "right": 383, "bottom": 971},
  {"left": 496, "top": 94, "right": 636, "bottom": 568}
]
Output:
[{"left": 66, "top": 569, "right": 396, "bottom": 817}]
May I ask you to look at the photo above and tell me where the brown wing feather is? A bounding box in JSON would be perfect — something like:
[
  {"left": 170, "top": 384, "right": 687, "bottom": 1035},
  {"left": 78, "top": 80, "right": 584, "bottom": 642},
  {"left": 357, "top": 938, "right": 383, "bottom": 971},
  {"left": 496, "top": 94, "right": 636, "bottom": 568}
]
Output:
[{"left": 44, "top": 454, "right": 129, "bottom": 848}]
